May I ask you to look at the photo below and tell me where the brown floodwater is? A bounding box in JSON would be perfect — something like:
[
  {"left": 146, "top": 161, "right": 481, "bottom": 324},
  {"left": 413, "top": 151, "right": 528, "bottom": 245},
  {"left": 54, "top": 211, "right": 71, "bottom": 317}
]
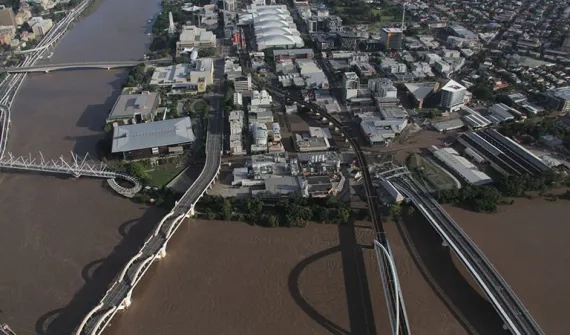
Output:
[{"left": 0, "top": 0, "right": 567, "bottom": 333}]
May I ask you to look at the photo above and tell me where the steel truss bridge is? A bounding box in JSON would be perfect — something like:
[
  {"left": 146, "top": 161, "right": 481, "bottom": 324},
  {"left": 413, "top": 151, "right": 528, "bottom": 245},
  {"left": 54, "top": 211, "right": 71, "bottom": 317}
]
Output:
[
  {"left": 379, "top": 167, "right": 544, "bottom": 335},
  {"left": 260, "top": 82, "right": 411, "bottom": 335},
  {"left": 0, "top": 152, "right": 142, "bottom": 197}
]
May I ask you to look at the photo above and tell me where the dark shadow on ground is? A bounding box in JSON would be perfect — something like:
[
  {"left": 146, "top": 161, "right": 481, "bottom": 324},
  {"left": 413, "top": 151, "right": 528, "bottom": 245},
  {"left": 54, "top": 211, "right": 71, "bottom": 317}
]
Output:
[
  {"left": 338, "top": 221, "right": 377, "bottom": 335},
  {"left": 75, "top": 75, "right": 126, "bottom": 132},
  {"left": 288, "top": 246, "right": 351, "bottom": 335},
  {"left": 396, "top": 212, "right": 506, "bottom": 334},
  {"left": 35, "top": 206, "right": 165, "bottom": 335}
]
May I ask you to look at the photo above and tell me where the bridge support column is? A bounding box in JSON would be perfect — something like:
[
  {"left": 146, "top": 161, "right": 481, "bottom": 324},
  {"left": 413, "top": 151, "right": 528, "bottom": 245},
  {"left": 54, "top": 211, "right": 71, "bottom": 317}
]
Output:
[
  {"left": 120, "top": 290, "right": 133, "bottom": 310},
  {"left": 44, "top": 70, "right": 49, "bottom": 73},
  {"left": 186, "top": 205, "right": 195, "bottom": 218},
  {"left": 442, "top": 240, "right": 449, "bottom": 247},
  {"left": 157, "top": 245, "right": 167, "bottom": 259}
]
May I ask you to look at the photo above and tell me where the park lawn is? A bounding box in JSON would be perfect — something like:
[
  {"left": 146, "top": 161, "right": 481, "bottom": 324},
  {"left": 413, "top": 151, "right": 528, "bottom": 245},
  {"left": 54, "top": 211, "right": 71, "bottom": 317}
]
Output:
[{"left": 146, "top": 164, "right": 186, "bottom": 188}]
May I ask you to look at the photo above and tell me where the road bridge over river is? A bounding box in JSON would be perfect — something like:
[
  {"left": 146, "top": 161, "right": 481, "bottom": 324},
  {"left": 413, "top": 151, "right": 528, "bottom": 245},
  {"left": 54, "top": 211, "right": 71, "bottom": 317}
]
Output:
[
  {"left": 74, "top": 55, "right": 226, "bottom": 335},
  {"left": 2, "top": 58, "right": 172, "bottom": 73},
  {"left": 382, "top": 169, "right": 544, "bottom": 335}
]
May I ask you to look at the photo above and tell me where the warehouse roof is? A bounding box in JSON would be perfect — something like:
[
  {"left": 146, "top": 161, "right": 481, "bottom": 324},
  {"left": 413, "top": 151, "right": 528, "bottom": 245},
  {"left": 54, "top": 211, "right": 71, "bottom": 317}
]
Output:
[
  {"left": 111, "top": 117, "right": 195, "bottom": 153},
  {"left": 433, "top": 147, "right": 492, "bottom": 185}
]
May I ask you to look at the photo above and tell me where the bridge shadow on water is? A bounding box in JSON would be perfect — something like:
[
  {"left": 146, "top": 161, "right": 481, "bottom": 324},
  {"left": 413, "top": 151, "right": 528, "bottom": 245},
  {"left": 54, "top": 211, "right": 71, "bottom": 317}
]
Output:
[
  {"left": 288, "top": 221, "right": 377, "bottom": 335},
  {"left": 35, "top": 206, "right": 166, "bottom": 335},
  {"left": 396, "top": 212, "right": 506, "bottom": 334}
]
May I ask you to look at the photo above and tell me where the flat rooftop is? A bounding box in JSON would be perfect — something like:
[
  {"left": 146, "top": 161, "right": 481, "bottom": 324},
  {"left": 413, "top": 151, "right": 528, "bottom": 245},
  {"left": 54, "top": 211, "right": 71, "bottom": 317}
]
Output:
[
  {"left": 111, "top": 117, "right": 195, "bottom": 153},
  {"left": 108, "top": 92, "right": 159, "bottom": 121}
]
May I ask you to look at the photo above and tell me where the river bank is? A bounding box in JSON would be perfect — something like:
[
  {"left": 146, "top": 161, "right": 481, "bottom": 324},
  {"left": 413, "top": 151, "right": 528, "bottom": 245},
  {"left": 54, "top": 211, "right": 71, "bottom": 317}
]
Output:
[{"left": 0, "top": 0, "right": 164, "bottom": 333}]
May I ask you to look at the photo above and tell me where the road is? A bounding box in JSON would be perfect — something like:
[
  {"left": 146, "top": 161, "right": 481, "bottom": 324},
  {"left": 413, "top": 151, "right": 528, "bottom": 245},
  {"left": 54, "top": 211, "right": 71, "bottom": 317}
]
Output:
[
  {"left": 75, "top": 45, "right": 226, "bottom": 335},
  {"left": 391, "top": 175, "right": 544, "bottom": 335}
]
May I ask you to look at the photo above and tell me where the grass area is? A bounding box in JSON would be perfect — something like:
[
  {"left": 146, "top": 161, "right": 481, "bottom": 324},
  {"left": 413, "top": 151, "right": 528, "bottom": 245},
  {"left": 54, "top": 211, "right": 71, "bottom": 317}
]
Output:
[
  {"left": 407, "top": 153, "right": 457, "bottom": 191},
  {"left": 146, "top": 164, "right": 186, "bottom": 188}
]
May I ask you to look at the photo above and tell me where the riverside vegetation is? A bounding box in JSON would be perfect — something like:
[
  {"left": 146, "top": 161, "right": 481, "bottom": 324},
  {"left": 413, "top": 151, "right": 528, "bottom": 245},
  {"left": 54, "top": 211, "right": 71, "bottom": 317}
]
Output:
[{"left": 195, "top": 195, "right": 352, "bottom": 227}]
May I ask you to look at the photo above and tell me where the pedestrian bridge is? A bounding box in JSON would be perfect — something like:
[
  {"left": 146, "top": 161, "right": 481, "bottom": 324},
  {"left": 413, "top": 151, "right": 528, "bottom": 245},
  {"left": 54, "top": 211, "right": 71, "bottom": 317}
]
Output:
[
  {"left": 0, "top": 152, "right": 142, "bottom": 197},
  {"left": 2, "top": 58, "right": 172, "bottom": 73}
]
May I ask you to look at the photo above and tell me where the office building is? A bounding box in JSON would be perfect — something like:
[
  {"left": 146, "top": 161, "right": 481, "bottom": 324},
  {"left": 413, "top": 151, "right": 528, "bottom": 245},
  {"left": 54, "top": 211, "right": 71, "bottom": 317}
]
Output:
[
  {"left": 342, "top": 71, "right": 359, "bottom": 101},
  {"left": 404, "top": 82, "right": 439, "bottom": 109},
  {"left": 440, "top": 79, "right": 467, "bottom": 112},
  {"left": 0, "top": 6, "right": 16, "bottom": 27},
  {"left": 380, "top": 27, "right": 403, "bottom": 50}
]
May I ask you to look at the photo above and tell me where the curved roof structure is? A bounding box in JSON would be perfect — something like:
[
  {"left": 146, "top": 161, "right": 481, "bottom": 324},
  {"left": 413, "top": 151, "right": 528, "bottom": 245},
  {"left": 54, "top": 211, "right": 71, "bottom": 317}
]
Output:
[
  {"left": 255, "top": 7, "right": 287, "bottom": 15},
  {"left": 255, "top": 20, "right": 291, "bottom": 29},
  {"left": 254, "top": 13, "right": 290, "bottom": 23},
  {"left": 256, "top": 34, "right": 304, "bottom": 50},
  {"left": 255, "top": 26, "right": 299, "bottom": 37}
]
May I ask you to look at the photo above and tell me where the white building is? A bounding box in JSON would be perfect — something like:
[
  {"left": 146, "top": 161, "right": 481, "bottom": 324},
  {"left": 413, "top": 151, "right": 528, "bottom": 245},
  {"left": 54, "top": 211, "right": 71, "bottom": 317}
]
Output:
[
  {"left": 251, "top": 90, "right": 273, "bottom": 108},
  {"left": 176, "top": 25, "right": 216, "bottom": 55},
  {"left": 150, "top": 60, "right": 214, "bottom": 93},
  {"left": 343, "top": 71, "right": 360, "bottom": 101},
  {"left": 440, "top": 79, "right": 467, "bottom": 112},
  {"left": 240, "top": 5, "right": 304, "bottom": 51}
]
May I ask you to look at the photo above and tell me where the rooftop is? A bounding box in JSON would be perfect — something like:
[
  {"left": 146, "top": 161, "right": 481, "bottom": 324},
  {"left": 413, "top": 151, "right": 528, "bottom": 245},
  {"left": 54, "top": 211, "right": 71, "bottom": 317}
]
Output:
[
  {"left": 433, "top": 147, "right": 492, "bottom": 185},
  {"left": 107, "top": 92, "right": 159, "bottom": 121},
  {"left": 441, "top": 79, "right": 466, "bottom": 92},
  {"left": 111, "top": 117, "right": 195, "bottom": 153}
]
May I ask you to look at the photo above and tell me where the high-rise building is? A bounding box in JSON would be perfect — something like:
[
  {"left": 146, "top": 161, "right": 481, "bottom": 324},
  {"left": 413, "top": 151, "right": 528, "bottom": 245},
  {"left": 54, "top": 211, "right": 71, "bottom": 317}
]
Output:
[
  {"left": 0, "top": 6, "right": 16, "bottom": 27},
  {"left": 342, "top": 72, "right": 360, "bottom": 101},
  {"left": 380, "top": 28, "right": 403, "bottom": 50},
  {"left": 440, "top": 79, "right": 467, "bottom": 112}
]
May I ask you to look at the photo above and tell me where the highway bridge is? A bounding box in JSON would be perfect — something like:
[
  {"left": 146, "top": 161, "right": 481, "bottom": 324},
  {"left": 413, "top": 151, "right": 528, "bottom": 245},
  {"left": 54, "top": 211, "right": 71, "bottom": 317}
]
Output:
[
  {"left": 74, "top": 57, "right": 226, "bottom": 335},
  {"left": 387, "top": 172, "right": 544, "bottom": 335},
  {"left": 2, "top": 58, "right": 172, "bottom": 73},
  {"left": 260, "top": 82, "right": 411, "bottom": 335}
]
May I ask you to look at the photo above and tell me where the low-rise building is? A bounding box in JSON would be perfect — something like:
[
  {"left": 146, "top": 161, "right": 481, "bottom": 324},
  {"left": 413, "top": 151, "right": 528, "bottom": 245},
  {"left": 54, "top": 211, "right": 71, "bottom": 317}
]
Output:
[
  {"left": 543, "top": 86, "right": 570, "bottom": 113},
  {"left": 0, "top": 26, "right": 14, "bottom": 45},
  {"left": 176, "top": 25, "right": 216, "bottom": 56},
  {"left": 106, "top": 91, "right": 160, "bottom": 124},
  {"left": 111, "top": 117, "right": 195, "bottom": 160},
  {"left": 432, "top": 147, "right": 492, "bottom": 186},
  {"left": 150, "top": 60, "right": 214, "bottom": 93}
]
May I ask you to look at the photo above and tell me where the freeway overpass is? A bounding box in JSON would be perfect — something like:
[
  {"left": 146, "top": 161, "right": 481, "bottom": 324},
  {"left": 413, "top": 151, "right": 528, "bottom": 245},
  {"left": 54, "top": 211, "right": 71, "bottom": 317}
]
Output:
[
  {"left": 387, "top": 172, "right": 544, "bottom": 335},
  {"left": 2, "top": 58, "right": 172, "bottom": 73}
]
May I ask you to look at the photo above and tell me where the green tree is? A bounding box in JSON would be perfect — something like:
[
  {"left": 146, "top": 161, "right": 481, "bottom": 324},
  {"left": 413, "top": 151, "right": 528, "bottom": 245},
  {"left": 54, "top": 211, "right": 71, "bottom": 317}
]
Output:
[
  {"left": 198, "top": 47, "right": 217, "bottom": 57},
  {"left": 221, "top": 199, "right": 232, "bottom": 221},
  {"left": 126, "top": 162, "right": 150, "bottom": 182},
  {"left": 336, "top": 207, "right": 351, "bottom": 224}
]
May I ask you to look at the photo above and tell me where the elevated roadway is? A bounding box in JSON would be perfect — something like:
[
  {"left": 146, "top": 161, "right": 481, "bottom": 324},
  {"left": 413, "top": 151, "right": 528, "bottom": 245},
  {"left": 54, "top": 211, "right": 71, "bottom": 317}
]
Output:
[
  {"left": 75, "top": 55, "right": 226, "bottom": 335},
  {"left": 390, "top": 174, "right": 544, "bottom": 335}
]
